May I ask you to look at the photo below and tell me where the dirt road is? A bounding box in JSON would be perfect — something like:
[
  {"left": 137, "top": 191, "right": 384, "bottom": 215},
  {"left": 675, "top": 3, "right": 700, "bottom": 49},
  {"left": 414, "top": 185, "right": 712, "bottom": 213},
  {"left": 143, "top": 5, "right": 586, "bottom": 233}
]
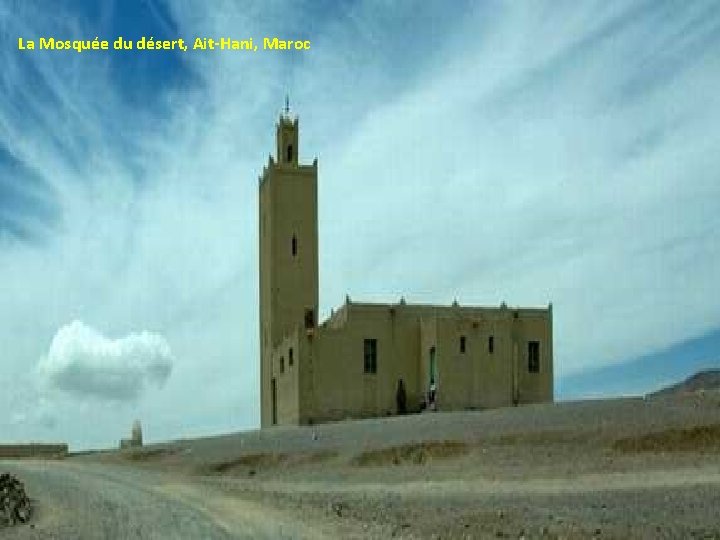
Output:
[
  {"left": 0, "top": 461, "right": 316, "bottom": 539},
  {"left": 3, "top": 396, "right": 720, "bottom": 538}
]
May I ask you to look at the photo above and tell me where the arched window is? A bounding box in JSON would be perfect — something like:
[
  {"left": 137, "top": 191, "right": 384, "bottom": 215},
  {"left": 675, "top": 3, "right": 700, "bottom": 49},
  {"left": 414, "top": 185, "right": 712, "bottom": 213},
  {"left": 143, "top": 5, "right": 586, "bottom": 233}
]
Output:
[
  {"left": 287, "top": 144, "right": 293, "bottom": 162},
  {"left": 291, "top": 235, "right": 297, "bottom": 256}
]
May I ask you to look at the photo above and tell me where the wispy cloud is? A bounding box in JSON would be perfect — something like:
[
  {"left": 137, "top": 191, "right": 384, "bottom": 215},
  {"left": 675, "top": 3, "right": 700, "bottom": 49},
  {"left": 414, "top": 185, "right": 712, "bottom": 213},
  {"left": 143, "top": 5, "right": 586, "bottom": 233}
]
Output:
[{"left": 0, "top": 1, "right": 718, "bottom": 448}]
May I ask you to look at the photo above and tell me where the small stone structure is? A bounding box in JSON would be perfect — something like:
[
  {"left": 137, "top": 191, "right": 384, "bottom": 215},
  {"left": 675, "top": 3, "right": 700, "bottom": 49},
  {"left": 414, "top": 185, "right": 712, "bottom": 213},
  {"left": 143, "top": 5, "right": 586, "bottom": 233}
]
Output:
[
  {"left": 0, "top": 444, "right": 67, "bottom": 459},
  {"left": 119, "top": 420, "right": 143, "bottom": 449}
]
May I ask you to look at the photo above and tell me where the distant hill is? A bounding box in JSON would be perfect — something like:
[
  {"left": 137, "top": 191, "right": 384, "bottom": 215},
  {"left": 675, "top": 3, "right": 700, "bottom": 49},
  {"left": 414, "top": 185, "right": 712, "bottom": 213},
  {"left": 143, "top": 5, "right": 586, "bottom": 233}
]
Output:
[
  {"left": 648, "top": 369, "right": 720, "bottom": 397},
  {"left": 557, "top": 327, "right": 720, "bottom": 400}
]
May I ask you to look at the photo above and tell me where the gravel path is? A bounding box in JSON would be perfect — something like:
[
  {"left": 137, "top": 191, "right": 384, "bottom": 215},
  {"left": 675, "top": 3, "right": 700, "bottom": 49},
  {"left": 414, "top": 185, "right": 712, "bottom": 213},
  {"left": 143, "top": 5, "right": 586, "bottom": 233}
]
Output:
[
  {"left": 203, "top": 462, "right": 720, "bottom": 538},
  {"left": 0, "top": 461, "right": 306, "bottom": 539}
]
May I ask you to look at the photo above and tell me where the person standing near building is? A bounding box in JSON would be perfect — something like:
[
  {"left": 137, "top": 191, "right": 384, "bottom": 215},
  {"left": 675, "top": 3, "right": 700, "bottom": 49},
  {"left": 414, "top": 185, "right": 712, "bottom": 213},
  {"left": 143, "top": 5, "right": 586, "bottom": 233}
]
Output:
[{"left": 396, "top": 378, "right": 407, "bottom": 415}]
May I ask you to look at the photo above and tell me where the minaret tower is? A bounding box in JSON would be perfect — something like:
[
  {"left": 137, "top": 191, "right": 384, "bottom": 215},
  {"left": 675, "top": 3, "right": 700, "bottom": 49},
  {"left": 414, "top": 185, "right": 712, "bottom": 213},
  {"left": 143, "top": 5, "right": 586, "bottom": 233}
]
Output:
[{"left": 259, "top": 100, "right": 318, "bottom": 427}]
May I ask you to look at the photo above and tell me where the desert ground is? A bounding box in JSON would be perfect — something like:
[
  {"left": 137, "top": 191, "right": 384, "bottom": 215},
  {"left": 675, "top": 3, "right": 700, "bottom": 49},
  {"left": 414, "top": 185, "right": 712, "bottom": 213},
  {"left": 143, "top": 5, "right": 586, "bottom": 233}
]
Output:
[{"left": 3, "top": 391, "right": 720, "bottom": 539}]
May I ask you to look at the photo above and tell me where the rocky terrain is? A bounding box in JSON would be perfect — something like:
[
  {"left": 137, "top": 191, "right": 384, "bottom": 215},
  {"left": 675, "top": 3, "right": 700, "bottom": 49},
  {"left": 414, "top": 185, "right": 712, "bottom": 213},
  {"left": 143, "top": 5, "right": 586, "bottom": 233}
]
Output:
[
  {"left": 2, "top": 384, "right": 720, "bottom": 538},
  {"left": 0, "top": 473, "right": 32, "bottom": 528},
  {"left": 648, "top": 368, "right": 720, "bottom": 398}
]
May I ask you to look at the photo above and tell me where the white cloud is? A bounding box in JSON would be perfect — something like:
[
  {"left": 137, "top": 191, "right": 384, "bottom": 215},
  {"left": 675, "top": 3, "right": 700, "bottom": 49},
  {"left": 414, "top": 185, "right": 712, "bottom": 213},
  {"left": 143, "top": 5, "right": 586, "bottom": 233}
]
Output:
[
  {"left": 38, "top": 321, "right": 173, "bottom": 401},
  {"left": 0, "top": 2, "right": 718, "bottom": 449}
]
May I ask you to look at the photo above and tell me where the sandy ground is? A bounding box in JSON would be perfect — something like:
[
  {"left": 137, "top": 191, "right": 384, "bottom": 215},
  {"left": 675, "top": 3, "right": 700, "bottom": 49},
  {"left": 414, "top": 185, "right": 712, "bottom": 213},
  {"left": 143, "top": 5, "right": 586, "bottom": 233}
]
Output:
[{"left": 3, "top": 393, "right": 720, "bottom": 538}]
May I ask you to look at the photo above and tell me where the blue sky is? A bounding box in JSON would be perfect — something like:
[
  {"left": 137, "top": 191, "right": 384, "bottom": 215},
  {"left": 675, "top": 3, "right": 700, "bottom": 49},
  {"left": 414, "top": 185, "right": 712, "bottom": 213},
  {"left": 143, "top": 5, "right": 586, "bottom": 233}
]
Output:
[{"left": 1, "top": 1, "right": 719, "bottom": 449}]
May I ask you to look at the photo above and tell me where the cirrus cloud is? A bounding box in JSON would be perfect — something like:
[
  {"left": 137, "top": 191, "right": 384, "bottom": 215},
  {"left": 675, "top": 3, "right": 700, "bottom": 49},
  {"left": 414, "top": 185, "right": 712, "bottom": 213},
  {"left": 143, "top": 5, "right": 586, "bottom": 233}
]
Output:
[{"left": 38, "top": 320, "right": 173, "bottom": 401}]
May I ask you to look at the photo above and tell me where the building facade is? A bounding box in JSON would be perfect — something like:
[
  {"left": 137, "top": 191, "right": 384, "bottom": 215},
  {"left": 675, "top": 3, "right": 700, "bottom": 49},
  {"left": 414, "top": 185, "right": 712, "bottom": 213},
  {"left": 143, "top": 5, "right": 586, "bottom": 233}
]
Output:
[{"left": 259, "top": 112, "right": 553, "bottom": 427}]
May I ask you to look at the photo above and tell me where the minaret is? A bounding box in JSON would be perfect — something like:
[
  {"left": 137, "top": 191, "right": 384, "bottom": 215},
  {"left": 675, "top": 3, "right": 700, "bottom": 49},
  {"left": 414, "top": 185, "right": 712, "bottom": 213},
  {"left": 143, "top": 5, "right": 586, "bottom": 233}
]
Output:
[{"left": 259, "top": 103, "right": 318, "bottom": 427}]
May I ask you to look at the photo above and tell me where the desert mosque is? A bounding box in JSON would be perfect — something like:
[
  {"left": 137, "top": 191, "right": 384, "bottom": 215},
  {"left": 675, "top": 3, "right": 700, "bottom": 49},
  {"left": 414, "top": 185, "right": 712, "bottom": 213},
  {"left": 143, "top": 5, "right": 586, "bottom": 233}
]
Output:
[{"left": 259, "top": 108, "right": 553, "bottom": 427}]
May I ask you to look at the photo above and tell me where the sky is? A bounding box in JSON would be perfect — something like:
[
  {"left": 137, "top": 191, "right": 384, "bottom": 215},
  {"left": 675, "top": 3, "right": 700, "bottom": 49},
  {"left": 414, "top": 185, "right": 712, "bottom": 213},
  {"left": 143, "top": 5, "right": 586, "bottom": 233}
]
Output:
[{"left": 1, "top": 0, "right": 719, "bottom": 450}]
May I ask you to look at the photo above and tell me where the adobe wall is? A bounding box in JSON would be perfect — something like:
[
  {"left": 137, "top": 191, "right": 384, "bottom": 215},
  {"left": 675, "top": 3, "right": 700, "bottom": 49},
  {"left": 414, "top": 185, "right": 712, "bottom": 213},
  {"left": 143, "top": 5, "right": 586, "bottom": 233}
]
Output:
[
  {"left": 271, "top": 302, "right": 553, "bottom": 425},
  {"left": 271, "top": 330, "right": 302, "bottom": 425},
  {"left": 0, "top": 444, "right": 68, "bottom": 459},
  {"left": 431, "top": 316, "right": 515, "bottom": 410},
  {"left": 306, "top": 304, "right": 422, "bottom": 423},
  {"left": 513, "top": 308, "right": 554, "bottom": 404}
]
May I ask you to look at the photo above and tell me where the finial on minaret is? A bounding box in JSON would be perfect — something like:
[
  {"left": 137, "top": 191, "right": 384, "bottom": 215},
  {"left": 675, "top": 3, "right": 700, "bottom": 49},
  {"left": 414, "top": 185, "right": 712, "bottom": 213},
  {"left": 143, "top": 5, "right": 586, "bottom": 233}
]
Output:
[{"left": 284, "top": 94, "right": 290, "bottom": 115}]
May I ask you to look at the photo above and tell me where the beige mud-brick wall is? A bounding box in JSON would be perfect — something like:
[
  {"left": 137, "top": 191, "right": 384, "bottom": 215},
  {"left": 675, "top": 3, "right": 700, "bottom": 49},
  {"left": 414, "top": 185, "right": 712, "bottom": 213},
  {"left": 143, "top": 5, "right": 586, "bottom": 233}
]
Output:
[
  {"left": 513, "top": 307, "right": 554, "bottom": 404},
  {"left": 471, "top": 313, "right": 516, "bottom": 409},
  {"left": 259, "top": 173, "right": 273, "bottom": 427},
  {"left": 431, "top": 318, "right": 469, "bottom": 410},
  {"left": 351, "top": 304, "right": 423, "bottom": 415},
  {"left": 432, "top": 316, "right": 514, "bottom": 410},
  {"left": 296, "top": 328, "right": 315, "bottom": 424},
  {"left": 272, "top": 331, "right": 302, "bottom": 425},
  {"left": 308, "top": 303, "right": 423, "bottom": 423},
  {"left": 0, "top": 444, "right": 68, "bottom": 459},
  {"left": 306, "top": 328, "right": 351, "bottom": 421},
  {"left": 303, "top": 302, "right": 552, "bottom": 422}
]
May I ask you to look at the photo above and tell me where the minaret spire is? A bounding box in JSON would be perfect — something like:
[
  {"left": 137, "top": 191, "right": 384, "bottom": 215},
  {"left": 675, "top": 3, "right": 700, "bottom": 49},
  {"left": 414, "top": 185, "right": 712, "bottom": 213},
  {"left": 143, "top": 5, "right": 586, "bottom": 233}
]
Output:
[{"left": 284, "top": 94, "right": 290, "bottom": 115}]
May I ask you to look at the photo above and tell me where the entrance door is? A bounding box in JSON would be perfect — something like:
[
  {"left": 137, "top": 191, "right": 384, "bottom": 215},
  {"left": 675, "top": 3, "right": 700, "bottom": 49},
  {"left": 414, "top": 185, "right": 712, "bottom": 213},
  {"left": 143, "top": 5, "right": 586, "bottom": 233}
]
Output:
[
  {"left": 429, "top": 346, "right": 437, "bottom": 385},
  {"left": 428, "top": 346, "right": 437, "bottom": 408},
  {"left": 271, "top": 378, "right": 277, "bottom": 425}
]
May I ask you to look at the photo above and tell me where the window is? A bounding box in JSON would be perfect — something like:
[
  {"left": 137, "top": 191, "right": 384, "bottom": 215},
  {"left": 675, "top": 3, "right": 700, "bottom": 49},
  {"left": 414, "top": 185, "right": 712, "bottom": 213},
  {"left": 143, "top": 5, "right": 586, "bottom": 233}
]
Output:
[
  {"left": 528, "top": 341, "right": 540, "bottom": 373},
  {"left": 460, "top": 336, "right": 466, "bottom": 354},
  {"left": 289, "top": 347, "right": 294, "bottom": 367},
  {"left": 287, "top": 144, "right": 293, "bottom": 162},
  {"left": 364, "top": 339, "right": 377, "bottom": 374},
  {"left": 291, "top": 235, "right": 297, "bottom": 257},
  {"left": 429, "top": 346, "right": 437, "bottom": 384},
  {"left": 488, "top": 336, "right": 494, "bottom": 354},
  {"left": 304, "top": 309, "right": 315, "bottom": 329},
  {"left": 280, "top": 356, "right": 285, "bottom": 374}
]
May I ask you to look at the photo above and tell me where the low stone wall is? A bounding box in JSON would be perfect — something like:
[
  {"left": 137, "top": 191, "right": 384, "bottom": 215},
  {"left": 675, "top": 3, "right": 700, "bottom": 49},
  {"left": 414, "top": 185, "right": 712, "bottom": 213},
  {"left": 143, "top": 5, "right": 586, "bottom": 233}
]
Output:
[{"left": 0, "top": 444, "right": 68, "bottom": 459}]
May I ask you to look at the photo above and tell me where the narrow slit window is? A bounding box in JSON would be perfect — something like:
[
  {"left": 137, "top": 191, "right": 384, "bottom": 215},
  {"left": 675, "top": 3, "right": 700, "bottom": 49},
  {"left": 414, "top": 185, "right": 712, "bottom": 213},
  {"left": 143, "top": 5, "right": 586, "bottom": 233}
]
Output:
[
  {"left": 280, "top": 356, "right": 285, "bottom": 374},
  {"left": 304, "top": 309, "right": 314, "bottom": 329},
  {"left": 460, "top": 335, "right": 466, "bottom": 354},
  {"left": 488, "top": 335, "right": 494, "bottom": 354},
  {"left": 287, "top": 144, "right": 293, "bottom": 162},
  {"left": 289, "top": 347, "right": 294, "bottom": 367},
  {"left": 528, "top": 341, "right": 540, "bottom": 373}
]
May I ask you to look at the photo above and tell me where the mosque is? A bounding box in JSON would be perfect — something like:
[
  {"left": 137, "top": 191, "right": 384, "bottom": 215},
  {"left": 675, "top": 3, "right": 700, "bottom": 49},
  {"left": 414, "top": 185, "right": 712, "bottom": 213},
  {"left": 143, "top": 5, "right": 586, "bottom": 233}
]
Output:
[{"left": 259, "top": 108, "right": 553, "bottom": 426}]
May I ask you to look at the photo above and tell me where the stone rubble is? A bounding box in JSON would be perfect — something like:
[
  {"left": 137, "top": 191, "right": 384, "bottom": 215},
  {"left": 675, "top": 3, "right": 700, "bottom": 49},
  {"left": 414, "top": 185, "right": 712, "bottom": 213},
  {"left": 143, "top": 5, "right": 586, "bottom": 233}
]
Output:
[{"left": 0, "top": 473, "right": 33, "bottom": 527}]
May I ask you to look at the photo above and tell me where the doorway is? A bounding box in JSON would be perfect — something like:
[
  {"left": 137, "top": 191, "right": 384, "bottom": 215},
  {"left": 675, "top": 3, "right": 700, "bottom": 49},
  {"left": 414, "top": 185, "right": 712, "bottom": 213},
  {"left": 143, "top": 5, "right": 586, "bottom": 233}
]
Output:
[
  {"left": 271, "top": 377, "right": 277, "bottom": 425},
  {"left": 428, "top": 346, "right": 437, "bottom": 409},
  {"left": 429, "top": 346, "right": 437, "bottom": 385}
]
